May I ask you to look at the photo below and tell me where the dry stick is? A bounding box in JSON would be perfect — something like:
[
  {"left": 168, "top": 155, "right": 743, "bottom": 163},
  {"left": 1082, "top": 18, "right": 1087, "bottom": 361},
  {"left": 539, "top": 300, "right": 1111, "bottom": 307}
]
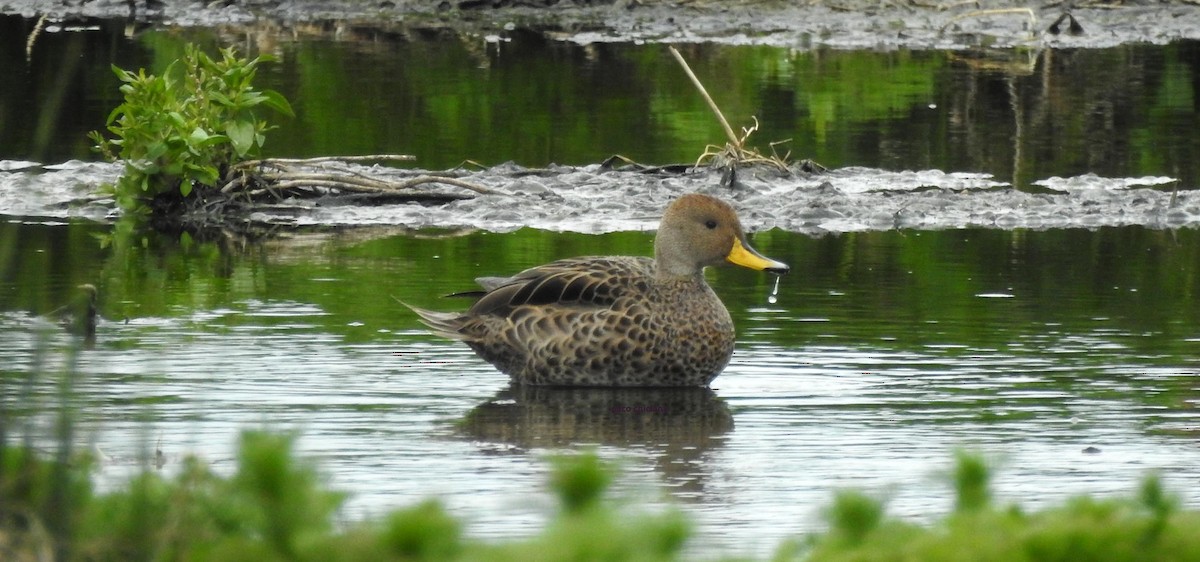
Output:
[
  {"left": 264, "top": 174, "right": 505, "bottom": 196},
  {"left": 229, "top": 156, "right": 411, "bottom": 180},
  {"left": 940, "top": 7, "right": 1037, "bottom": 33},
  {"left": 395, "top": 175, "right": 505, "bottom": 195},
  {"left": 225, "top": 154, "right": 505, "bottom": 196},
  {"left": 26, "top": 14, "right": 46, "bottom": 61},
  {"left": 668, "top": 46, "right": 740, "bottom": 149},
  {"left": 237, "top": 155, "right": 417, "bottom": 168},
  {"left": 264, "top": 171, "right": 395, "bottom": 191},
  {"left": 264, "top": 180, "right": 478, "bottom": 200}
]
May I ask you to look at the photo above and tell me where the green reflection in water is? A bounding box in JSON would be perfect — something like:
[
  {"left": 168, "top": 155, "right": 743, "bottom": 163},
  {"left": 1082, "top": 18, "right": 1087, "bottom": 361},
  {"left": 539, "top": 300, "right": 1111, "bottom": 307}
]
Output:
[
  {"left": 3, "top": 14, "right": 1199, "bottom": 187},
  {"left": 3, "top": 221, "right": 1199, "bottom": 432},
  {"left": 4, "top": 220, "right": 1198, "bottom": 353}
]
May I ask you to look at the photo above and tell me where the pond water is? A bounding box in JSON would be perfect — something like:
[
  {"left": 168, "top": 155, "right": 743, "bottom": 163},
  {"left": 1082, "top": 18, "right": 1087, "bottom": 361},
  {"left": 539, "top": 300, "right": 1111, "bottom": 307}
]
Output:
[
  {"left": 2, "top": 12, "right": 1200, "bottom": 558},
  {"left": 5, "top": 15, "right": 1200, "bottom": 187},
  {"left": 5, "top": 222, "right": 1200, "bottom": 556}
]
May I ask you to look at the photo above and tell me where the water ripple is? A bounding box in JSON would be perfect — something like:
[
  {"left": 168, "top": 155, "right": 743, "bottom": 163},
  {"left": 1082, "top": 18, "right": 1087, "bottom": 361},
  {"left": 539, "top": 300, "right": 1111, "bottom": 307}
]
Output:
[{"left": 3, "top": 299, "right": 1200, "bottom": 559}]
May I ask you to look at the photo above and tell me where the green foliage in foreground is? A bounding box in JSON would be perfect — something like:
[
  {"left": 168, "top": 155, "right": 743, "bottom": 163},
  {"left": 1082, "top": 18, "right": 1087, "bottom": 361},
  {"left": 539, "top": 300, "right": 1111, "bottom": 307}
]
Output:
[
  {"left": 3, "top": 436, "right": 1200, "bottom": 562},
  {"left": 89, "top": 44, "right": 293, "bottom": 213},
  {"left": 804, "top": 452, "right": 1200, "bottom": 562}
]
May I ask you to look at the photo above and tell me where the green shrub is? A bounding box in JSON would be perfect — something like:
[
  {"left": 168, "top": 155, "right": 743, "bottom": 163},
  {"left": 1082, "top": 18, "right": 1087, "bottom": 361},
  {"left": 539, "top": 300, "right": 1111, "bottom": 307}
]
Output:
[
  {"left": 90, "top": 44, "right": 293, "bottom": 213},
  {"left": 377, "top": 500, "right": 463, "bottom": 560},
  {"left": 548, "top": 451, "right": 614, "bottom": 514},
  {"left": 801, "top": 457, "right": 1200, "bottom": 562},
  {"left": 7, "top": 428, "right": 1200, "bottom": 562}
]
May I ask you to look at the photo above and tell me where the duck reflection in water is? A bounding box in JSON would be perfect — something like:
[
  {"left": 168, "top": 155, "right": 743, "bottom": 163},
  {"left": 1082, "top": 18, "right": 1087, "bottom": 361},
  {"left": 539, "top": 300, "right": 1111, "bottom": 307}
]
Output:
[{"left": 457, "top": 385, "right": 733, "bottom": 496}]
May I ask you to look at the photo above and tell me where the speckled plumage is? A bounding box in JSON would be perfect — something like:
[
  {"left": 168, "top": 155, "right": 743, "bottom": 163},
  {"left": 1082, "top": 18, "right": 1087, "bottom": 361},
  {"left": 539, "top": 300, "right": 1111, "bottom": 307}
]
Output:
[{"left": 408, "top": 193, "right": 789, "bottom": 387}]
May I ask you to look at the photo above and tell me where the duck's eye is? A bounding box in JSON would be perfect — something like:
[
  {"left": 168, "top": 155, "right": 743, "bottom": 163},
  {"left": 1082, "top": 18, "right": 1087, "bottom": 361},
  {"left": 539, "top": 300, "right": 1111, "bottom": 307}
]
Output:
[{"left": 704, "top": 219, "right": 718, "bottom": 230}]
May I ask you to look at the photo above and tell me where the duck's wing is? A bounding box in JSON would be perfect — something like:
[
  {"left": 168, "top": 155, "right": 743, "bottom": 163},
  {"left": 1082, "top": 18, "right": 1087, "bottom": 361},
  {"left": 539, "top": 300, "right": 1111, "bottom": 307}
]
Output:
[{"left": 467, "top": 256, "right": 653, "bottom": 316}]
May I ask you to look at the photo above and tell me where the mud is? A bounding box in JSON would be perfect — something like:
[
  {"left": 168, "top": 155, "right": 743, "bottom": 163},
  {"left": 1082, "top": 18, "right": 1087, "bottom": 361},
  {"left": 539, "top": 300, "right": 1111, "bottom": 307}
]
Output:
[
  {"left": 8, "top": 0, "right": 1200, "bottom": 50},
  {"left": 3, "top": 160, "right": 1195, "bottom": 235}
]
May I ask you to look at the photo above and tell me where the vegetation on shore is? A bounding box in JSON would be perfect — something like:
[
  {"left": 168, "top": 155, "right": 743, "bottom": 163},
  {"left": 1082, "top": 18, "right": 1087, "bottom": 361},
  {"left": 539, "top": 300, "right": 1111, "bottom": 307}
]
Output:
[
  {"left": 90, "top": 45, "right": 294, "bottom": 215},
  {"left": 4, "top": 418, "right": 1199, "bottom": 562},
  {"left": 88, "top": 44, "right": 494, "bottom": 226}
]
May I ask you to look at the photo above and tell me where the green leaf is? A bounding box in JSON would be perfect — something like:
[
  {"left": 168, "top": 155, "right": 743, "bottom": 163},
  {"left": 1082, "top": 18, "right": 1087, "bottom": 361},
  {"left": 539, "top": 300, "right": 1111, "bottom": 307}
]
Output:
[
  {"left": 105, "top": 104, "right": 128, "bottom": 125},
  {"left": 239, "top": 93, "right": 267, "bottom": 106},
  {"left": 185, "top": 163, "right": 220, "bottom": 186},
  {"left": 129, "top": 160, "right": 153, "bottom": 174},
  {"left": 210, "top": 92, "right": 235, "bottom": 107},
  {"left": 260, "top": 89, "right": 295, "bottom": 118},
  {"left": 189, "top": 127, "right": 210, "bottom": 145},
  {"left": 179, "top": 181, "right": 193, "bottom": 198},
  {"left": 195, "top": 133, "right": 230, "bottom": 149},
  {"left": 111, "top": 64, "right": 135, "bottom": 82},
  {"left": 145, "top": 141, "right": 168, "bottom": 161},
  {"left": 225, "top": 120, "right": 256, "bottom": 157}
]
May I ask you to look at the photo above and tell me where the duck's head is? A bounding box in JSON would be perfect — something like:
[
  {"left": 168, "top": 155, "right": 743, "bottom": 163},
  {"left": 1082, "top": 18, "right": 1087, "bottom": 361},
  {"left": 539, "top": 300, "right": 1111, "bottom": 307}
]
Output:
[
  {"left": 654, "top": 193, "right": 789, "bottom": 279},
  {"left": 78, "top": 284, "right": 97, "bottom": 302}
]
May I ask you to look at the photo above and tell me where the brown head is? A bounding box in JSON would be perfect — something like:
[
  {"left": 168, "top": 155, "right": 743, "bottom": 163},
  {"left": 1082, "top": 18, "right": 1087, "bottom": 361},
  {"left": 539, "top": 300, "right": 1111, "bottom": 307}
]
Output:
[{"left": 653, "top": 193, "right": 789, "bottom": 279}]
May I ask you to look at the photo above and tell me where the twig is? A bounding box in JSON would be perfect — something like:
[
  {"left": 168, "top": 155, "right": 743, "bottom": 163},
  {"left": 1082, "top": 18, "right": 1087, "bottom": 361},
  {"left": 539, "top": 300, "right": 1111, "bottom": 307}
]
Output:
[
  {"left": 220, "top": 174, "right": 252, "bottom": 194},
  {"left": 237, "top": 154, "right": 416, "bottom": 168},
  {"left": 261, "top": 171, "right": 396, "bottom": 191},
  {"left": 258, "top": 181, "right": 477, "bottom": 202},
  {"left": 395, "top": 175, "right": 505, "bottom": 195},
  {"left": 251, "top": 173, "right": 506, "bottom": 196},
  {"left": 26, "top": 14, "right": 46, "bottom": 61},
  {"left": 224, "top": 156, "right": 507, "bottom": 198},
  {"left": 941, "top": 7, "right": 1038, "bottom": 33},
  {"left": 668, "top": 46, "right": 740, "bottom": 149}
]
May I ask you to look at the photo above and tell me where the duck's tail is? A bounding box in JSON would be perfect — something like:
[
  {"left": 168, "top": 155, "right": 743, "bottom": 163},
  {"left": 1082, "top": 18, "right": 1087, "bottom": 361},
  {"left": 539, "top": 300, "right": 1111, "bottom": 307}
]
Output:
[{"left": 396, "top": 298, "right": 470, "bottom": 341}]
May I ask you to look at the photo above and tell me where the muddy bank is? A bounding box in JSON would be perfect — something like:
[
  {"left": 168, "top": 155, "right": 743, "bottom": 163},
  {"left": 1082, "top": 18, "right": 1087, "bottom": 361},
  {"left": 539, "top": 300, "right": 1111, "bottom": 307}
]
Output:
[
  {"left": 8, "top": 0, "right": 1200, "bottom": 49},
  {"left": 2, "top": 160, "right": 1194, "bottom": 235}
]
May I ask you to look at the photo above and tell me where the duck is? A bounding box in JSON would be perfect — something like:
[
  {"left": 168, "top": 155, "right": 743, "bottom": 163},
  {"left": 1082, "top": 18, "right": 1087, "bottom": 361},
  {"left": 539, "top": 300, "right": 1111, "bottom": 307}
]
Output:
[
  {"left": 47, "top": 283, "right": 98, "bottom": 338},
  {"left": 407, "top": 193, "right": 789, "bottom": 387}
]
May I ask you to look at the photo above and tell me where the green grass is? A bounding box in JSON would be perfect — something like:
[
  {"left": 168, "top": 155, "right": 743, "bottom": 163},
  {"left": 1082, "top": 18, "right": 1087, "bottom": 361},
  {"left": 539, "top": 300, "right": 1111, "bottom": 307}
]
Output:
[
  {"left": 4, "top": 431, "right": 1200, "bottom": 562},
  {"left": 801, "top": 452, "right": 1200, "bottom": 562}
]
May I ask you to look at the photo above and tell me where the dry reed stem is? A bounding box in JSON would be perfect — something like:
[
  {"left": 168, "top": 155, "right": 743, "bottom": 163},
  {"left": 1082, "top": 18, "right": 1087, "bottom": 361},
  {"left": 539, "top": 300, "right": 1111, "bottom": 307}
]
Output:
[
  {"left": 669, "top": 48, "right": 794, "bottom": 174},
  {"left": 668, "top": 46, "right": 740, "bottom": 149}
]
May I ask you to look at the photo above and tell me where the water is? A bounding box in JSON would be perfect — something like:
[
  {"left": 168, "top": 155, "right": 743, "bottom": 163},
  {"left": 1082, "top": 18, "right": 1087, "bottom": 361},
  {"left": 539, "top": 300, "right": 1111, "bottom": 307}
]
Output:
[
  {"left": 4, "top": 224, "right": 1200, "bottom": 557},
  {"left": 5, "top": 15, "right": 1200, "bottom": 187},
  {"left": 3, "top": 13, "right": 1200, "bottom": 558}
]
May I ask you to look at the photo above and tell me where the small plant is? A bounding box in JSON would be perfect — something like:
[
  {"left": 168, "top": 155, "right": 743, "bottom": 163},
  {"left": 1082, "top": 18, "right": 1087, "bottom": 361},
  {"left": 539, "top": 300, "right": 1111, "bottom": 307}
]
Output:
[
  {"left": 548, "top": 451, "right": 614, "bottom": 514},
  {"left": 90, "top": 44, "right": 293, "bottom": 213}
]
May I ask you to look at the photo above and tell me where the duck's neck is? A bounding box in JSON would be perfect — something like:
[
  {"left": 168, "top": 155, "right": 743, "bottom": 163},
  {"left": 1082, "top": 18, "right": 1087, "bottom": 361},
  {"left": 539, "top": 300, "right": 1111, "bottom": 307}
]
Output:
[
  {"left": 653, "top": 230, "right": 708, "bottom": 282},
  {"left": 653, "top": 255, "right": 707, "bottom": 284}
]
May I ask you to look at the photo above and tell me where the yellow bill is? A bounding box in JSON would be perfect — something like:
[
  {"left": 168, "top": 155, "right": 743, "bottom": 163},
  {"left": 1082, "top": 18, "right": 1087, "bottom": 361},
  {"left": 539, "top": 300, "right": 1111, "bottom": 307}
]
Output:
[{"left": 726, "top": 238, "right": 789, "bottom": 275}]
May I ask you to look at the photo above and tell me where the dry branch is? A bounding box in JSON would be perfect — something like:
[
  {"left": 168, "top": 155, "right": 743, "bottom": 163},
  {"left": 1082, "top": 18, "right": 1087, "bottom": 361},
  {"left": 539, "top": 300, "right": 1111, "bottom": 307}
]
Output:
[
  {"left": 668, "top": 47, "right": 798, "bottom": 174},
  {"left": 222, "top": 155, "right": 507, "bottom": 199},
  {"left": 238, "top": 154, "right": 417, "bottom": 167},
  {"left": 940, "top": 7, "right": 1038, "bottom": 33}
]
